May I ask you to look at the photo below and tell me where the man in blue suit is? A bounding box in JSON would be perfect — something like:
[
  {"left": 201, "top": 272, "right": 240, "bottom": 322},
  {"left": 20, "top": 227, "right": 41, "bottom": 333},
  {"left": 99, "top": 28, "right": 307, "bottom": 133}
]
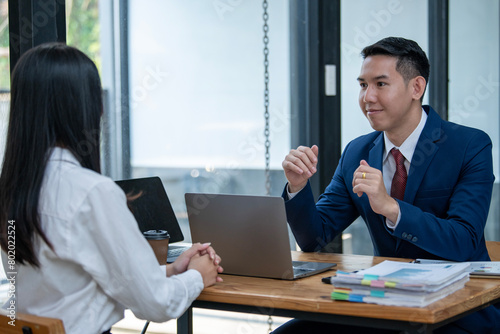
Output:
[{"left": 274, "top": 37, "right": 499, "bottom": 333}]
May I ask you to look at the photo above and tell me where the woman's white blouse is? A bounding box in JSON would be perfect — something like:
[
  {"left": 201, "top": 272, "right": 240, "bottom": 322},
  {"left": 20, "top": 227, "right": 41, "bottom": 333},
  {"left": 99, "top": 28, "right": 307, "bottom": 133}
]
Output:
[{"left": 1, "top": 147, "right": 203, "bottom": 333}]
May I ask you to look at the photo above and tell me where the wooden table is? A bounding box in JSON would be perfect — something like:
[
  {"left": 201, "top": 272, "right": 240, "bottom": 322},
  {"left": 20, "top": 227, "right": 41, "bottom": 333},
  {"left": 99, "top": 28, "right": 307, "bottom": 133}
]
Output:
[{"left": 177, "top": 252, "right": 500, "bottom": 333}]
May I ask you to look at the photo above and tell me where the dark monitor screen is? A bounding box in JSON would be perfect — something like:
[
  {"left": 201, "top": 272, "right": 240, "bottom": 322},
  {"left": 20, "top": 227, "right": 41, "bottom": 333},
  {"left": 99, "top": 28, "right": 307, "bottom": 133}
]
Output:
[{"left": 115, "top": 176, "right": 184, "bottom": 243}]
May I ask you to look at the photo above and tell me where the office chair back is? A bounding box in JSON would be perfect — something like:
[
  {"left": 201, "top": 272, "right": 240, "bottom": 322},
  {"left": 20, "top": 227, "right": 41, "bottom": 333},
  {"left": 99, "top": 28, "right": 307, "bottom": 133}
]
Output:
[
  {"left": 486, "top": 240, "right": 500, "bottom": 262},
  {"left": 0, "top": 312, "right": 65, "bottom": 334}
]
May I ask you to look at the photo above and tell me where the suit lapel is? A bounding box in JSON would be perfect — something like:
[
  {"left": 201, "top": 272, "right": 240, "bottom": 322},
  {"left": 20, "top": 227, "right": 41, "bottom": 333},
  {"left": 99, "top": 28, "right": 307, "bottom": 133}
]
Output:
[
  {"left": 394, "top": 107, "right": 442, "bottom": 255},
  {"left": 368, "top": 133, "right": 384, "bottom": 170},
  {"left": 367, "top": 133, "right": 388, "bottom": 227},
  {"left": 394, "top": 106, "right": 442, "bottom": 254},
  {"left": 405, "top": 106, "right": 442, "bottom": 204},
  {"left": 365, "top": 107, "right": 443, "bottom": 254}
]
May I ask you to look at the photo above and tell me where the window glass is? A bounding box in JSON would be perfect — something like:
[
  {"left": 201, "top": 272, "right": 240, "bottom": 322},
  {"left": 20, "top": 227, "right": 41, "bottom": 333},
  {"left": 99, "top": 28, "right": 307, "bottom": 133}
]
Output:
[
  {"left": 0, "top": 0, "right": 7, "bottom": 299},
  {"left": 0, "top": 0, "right": 8, "bottom": 89},
  {"left": 341, "top": 0, "right": 428, "bottom": 255},
  {"left": 0, "top": 0, "right": 9, "bottom": 164},
  {"left": 0, "top": 1, "right": 101, "bottom": 165},
  {"left": 128, "top": 0, "right": 290, "bottom": 241},
  {"left": 449, "top": 0, "right": 500, "bottom": 240},
  {"left": 66, "top": 0, "right": 101, "bottom": 71}
]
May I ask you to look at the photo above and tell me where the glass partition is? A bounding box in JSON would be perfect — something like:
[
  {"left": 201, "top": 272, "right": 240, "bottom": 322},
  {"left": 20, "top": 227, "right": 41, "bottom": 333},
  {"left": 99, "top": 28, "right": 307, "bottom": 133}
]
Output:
[
  {"left": 127, "top": 0, "right": 290, "bottom": 241},
  {"left": 449, "top": 0, "right": 500, "bottom": 240}
]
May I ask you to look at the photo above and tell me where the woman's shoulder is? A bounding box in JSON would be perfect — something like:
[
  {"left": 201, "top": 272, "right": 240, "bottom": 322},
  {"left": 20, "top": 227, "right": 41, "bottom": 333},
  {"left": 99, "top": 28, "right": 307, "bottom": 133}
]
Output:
[{"left": 41, "top": 153, "right": 125, "bottom": 219}]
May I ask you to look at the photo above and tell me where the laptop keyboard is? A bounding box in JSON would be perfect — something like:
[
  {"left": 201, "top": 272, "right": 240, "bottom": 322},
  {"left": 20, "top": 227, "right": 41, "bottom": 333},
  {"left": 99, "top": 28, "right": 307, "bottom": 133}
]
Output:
[
  {"left": 167, "top": 245, "right": 190, "bottom": 262},
  {"left": 168, "top": 247, "right": 186, "bottom": 257},
  {"left": 293, "top": 267, "right": 316, "bottom": 275},
  {"left": 292, "top": 261, "right": 325, "bottom": 277}
]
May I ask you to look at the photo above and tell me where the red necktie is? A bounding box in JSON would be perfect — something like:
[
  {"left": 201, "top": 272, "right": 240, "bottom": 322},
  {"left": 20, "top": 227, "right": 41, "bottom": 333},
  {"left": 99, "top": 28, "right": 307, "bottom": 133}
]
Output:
[{"left": 390, "top": 148, "right": 407, "bottom": 201}]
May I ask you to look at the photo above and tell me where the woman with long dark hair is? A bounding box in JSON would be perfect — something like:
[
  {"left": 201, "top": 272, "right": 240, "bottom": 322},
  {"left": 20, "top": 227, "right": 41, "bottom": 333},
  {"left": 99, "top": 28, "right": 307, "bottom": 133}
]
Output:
[{"left": 0, "top": 43, "right": 222, "bottom": 334}]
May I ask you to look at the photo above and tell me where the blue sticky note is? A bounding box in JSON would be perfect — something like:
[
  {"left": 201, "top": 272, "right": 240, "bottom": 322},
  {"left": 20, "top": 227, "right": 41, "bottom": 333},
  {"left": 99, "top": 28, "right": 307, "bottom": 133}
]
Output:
[
  {"left": 371, "top": 290, "right": 385, "bottom": 298},
  {"left": 349, "top": 294, "right": 364, "bottom": 303}
]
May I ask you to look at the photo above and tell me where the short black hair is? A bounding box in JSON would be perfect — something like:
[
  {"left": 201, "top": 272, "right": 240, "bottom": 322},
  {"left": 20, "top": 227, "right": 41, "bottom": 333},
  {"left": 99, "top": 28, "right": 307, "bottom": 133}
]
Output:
[{"left": 361, "top": 37, "right": 430, "bottom": 88}]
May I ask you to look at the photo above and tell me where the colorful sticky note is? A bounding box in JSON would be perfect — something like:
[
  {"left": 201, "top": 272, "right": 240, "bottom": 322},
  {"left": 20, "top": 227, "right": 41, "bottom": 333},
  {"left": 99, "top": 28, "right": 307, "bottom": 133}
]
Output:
[
  {"left": 385, "top": 281, "right": 397, "bottom": 288},
  {"left": 331, "top": 292, "right": 349, "bottom": 301},
  {"left": 370, "top": 280, "right": 386, "bottom": 288},
  {"left": 361, "top": 279, "right": 371, "bottom": 286},
  {"left": 371, "top": 290, "right": 385, "bottom": 298},
  {"left": 349, "top": 294, "right": 364, "bottom": 303}
]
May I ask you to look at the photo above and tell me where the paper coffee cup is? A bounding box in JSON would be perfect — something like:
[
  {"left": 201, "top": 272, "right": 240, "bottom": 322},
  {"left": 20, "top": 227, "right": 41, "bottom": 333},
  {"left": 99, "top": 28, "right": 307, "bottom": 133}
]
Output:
[{"left": 143, "top": 229, "right": 170, "bottom": 265}]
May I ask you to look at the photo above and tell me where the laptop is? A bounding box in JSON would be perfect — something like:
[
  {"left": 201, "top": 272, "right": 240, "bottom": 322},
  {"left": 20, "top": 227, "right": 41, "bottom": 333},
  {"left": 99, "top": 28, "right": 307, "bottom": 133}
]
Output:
[
  {"left": 115, "top": 177, "right": 190, "bottom": 262},
  {"left": 184, "top": 193, "right": 336, "bottom": 280}
]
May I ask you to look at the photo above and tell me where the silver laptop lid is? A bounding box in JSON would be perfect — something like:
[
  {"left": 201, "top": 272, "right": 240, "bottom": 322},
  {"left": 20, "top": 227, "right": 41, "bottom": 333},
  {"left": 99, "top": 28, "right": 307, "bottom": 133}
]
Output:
[{"left": 185, "top": 193, "right": 296, "bottom": 279}]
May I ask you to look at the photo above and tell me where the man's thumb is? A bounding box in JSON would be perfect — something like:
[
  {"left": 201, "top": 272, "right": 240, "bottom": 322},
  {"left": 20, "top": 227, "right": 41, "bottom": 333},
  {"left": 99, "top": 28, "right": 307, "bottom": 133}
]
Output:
[{"left": 311, "top": 145, "right": 319, "bottom": 157}]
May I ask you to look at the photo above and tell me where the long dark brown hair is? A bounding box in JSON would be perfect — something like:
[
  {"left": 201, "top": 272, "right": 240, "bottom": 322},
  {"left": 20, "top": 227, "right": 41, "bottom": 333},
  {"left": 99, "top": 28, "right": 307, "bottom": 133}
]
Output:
[{"left": 0, "top": 43, "right": 103, "bottom": 267}]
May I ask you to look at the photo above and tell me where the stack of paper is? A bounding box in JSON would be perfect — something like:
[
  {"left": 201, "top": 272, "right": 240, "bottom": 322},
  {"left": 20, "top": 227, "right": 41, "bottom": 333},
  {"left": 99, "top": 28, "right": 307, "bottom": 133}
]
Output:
[
  {"left": 415, "top": 258, "right": 500, "bottom": 278},
  {"left": 330, "top": 260, "right": 470, "bottom": 307}
]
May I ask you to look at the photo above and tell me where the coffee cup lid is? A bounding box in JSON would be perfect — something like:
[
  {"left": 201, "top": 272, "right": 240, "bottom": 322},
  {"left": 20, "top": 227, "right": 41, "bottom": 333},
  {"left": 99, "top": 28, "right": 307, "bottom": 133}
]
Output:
[{"left": 143, "top": 229, "right": 170, "bottom": 240}]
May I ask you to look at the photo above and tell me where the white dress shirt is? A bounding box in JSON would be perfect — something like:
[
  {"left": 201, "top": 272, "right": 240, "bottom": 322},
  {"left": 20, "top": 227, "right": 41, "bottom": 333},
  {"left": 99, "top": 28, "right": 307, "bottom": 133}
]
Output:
[
  {"left": 287, "top": 109, "right": 428, "bottom": 230},
  {"left": 1, "top": 148, "right": 203, "bottom": 334},
  {"left": 383, "top": 109, "right": 427, "bottom": 228}
]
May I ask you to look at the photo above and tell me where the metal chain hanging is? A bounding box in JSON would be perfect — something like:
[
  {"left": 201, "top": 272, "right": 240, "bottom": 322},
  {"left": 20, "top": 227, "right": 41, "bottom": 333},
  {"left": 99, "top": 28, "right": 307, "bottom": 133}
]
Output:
[
  {"left": 263, "top": 1, "right": 273, "bottom": 333},
  {"left": 263, "top": 0, "right": 271, "bottom": 198}
]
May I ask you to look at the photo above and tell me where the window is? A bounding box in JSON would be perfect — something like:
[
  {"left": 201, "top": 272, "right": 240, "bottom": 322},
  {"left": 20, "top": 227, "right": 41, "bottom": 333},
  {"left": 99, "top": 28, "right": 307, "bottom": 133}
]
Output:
[
  {"left": 0, "top": 0, "right": 9, "bottom": 165},
  {"left": 66, "top": 0, "right": 101, "bottom": 71},
  {"left": 125, "top": 0, "right": 290, "bottom": 241},
  {"left": 449, "top": 0, "right": 500, "bottom": 240},
  {"left": 0, "top": 0, "right": 8, "bottom": 89},
  {"left": 340, "top": 0, "right": 429, "bottom": 254}
]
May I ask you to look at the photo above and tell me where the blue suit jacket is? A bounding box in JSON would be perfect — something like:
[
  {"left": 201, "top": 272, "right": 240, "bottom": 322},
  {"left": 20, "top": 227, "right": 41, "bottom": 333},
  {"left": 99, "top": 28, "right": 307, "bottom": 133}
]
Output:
[
  {"left": 284, "top": 106, "right": 494, "bottom": 262},
  {"left": 284, "top": 106, "right": 500, "bottom": 332}
]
